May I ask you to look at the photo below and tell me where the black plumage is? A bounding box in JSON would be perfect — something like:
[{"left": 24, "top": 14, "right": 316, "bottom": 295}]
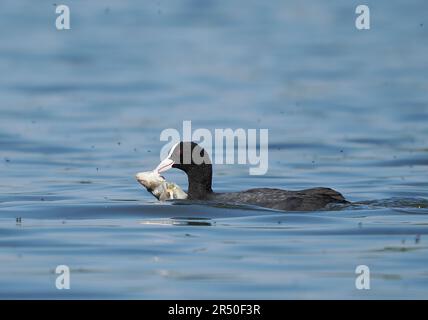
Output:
[{"left": 165, "top": 142, "right": 348, "bottom": 211}]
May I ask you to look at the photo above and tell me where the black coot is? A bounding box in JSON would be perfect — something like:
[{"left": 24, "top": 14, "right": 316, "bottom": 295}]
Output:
[{"left": 155, "top": 142, "right": 348, "bottom": 211}]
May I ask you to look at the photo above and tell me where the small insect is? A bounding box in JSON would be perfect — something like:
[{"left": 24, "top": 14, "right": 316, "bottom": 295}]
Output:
[{"left": 415, "top": 234, "right": 421, "bottom": 244}]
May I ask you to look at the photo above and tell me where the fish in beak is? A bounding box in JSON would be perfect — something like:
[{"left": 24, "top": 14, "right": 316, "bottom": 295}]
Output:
[
  {"left": 135, "top": 170, "right": 187, "bottom": 201},
  {"left": 136, "top": 142, "right": 189, "bottom": 200}
]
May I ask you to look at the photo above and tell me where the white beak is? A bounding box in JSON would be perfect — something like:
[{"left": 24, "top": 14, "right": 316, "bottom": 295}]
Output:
[{"left": 155, "top": 157, "right": 174, "bottom": 173}]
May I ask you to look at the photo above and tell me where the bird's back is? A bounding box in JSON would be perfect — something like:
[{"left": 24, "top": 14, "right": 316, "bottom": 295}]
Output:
[{"left": 211, "top": 187, "right": 348, "bottom": 211}]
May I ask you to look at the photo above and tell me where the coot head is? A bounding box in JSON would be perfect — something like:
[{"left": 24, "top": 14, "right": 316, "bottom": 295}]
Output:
[{"left": 155, "top": 142, "right": 213, "bottom": 199}]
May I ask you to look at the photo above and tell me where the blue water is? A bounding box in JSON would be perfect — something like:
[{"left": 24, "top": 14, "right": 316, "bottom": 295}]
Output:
[{"left": 1, "top": 0, "right": 428, "bottom": 299}]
